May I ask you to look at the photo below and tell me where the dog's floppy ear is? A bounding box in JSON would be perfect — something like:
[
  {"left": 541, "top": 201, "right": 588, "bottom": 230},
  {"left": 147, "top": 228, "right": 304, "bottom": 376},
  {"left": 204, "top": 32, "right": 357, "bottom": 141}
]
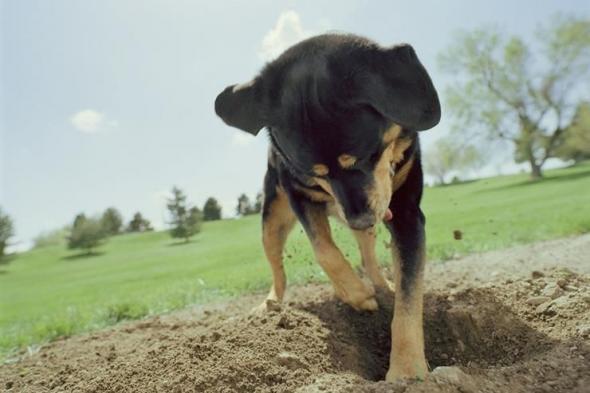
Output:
[
  {"left": 355, "top": 44, "right": 441, "bottom": 131},
  {"left": 215, "top": 79, "right": 266, "bottom": 135}
]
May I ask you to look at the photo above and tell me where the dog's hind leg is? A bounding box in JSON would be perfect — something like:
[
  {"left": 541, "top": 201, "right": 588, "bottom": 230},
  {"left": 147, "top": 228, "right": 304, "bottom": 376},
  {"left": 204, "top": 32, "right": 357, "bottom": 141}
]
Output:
[
  {"left": 353, "top": 229, "right": 394, "bottom": 295},
  {"left": 252, "top": 175, "right": 296, "bottom": 313}
]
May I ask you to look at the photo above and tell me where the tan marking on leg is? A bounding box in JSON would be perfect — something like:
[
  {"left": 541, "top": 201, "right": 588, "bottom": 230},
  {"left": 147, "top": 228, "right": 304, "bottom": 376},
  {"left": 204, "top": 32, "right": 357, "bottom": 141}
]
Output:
[
  {"left": 306, "top": 206, "right": 377, "bottom": 311},
  {"left": 352, "top": 228, "right": 393, "bottom": 293},
  {"left": 386, "top": 241, "right": 427, "bottom": 381},
  {"left": 253, "top": 187, "right": 296, "bottom": 313}
]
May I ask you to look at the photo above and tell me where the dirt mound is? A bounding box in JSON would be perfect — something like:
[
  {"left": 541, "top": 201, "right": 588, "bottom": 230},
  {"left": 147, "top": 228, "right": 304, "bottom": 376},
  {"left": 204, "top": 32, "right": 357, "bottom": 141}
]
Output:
[{"left": 2, "top": 237, "right": 590, "bottom": 393}]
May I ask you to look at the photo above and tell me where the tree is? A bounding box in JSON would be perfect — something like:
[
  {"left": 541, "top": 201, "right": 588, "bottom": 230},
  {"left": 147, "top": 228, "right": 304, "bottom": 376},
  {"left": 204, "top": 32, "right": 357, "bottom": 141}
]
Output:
[
  {"left": 167, "top": 187, "right": 201, "bottom": 242},
  {"left": 0, "top": 208, "right": 14, "bottom": 260},
  {"left": 439, "top": 16, "right": 590, "bottom": 179},
  {"left": 253, "top": 192, "right": 263, "bottom": 214},
  {"left": 33, "top": 226, "right": 69, "bottom": 248},
  {"left": 73, "top": 213, "right": 87, "bottom": 229},
  {"left": 100, "top": 207, "right": 123, "bottom": 236},
  {"left": 236, "top": 193, "right": 253, "bottom": 216},
  {"left": 127, "top": 212, "right": 153, "bottom": 232},
  {"left": 67, "top": 216, "right": 107, "bottom": 254},
  {"left": 203, "top": 197, "right": 222, "bottom": 221},
  {"left": 555, "top": 101, "right": 590, "bottom": 162},
  {"left": 424, "top": 139, "right": 483, "bottom": 185}
]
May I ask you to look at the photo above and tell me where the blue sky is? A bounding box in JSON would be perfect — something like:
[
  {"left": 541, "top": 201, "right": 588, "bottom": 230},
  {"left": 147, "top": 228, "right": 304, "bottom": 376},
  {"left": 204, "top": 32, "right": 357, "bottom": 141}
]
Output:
[{"left": 2, "top": 0, "right": 589, "bottom": 249}]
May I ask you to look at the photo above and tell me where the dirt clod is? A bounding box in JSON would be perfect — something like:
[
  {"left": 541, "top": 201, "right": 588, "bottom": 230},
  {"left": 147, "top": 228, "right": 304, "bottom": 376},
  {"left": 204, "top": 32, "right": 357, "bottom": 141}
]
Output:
[{"left": 527, "top": 296, "right": 552, "bottom": 305}]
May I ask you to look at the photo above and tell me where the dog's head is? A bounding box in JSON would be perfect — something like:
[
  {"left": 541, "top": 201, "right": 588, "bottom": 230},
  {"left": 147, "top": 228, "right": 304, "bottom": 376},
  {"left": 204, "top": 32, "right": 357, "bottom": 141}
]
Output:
[{"left": 215, "top": 34, "right": 440, "bottom": 230}]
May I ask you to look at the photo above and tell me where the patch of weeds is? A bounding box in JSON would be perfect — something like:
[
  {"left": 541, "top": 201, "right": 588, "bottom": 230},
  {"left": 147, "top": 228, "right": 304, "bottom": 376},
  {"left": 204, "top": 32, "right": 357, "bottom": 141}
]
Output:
[
  {"left": 103, "top": 302, "right": 149, "bottom": 323},
  {"left": 427, "top": 245, "right": 459, "bottom": 262},
  {"left": 574, "top": 220, "right": 590, "bottom": 234}
]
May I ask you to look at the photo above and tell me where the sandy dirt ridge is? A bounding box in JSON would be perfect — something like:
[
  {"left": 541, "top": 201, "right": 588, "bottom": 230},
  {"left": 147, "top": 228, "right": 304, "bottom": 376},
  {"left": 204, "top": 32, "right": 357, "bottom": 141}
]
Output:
[{"left": 2, "top": 234, "right": 590, "bottom": 393}]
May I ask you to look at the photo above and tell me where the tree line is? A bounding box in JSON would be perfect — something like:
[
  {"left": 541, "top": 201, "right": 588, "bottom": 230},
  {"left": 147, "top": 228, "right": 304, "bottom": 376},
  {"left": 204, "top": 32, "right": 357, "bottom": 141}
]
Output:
[{"left": 0, "top": 188, "right": 265, "bottom": 260}]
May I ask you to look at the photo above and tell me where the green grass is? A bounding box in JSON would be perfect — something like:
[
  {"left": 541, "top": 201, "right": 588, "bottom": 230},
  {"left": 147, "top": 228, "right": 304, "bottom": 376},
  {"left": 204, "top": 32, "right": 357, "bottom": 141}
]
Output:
[{"left": 1, "top": 163, "right": 589, "bottom": 360}]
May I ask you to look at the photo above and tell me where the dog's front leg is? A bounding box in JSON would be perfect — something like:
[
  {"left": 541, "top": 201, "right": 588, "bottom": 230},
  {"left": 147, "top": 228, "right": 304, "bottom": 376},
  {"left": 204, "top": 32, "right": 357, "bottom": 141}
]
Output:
[
  {"left": 252, "top": 169, "right": 297, "bottom": 313},
  {"left": 286, "top": 193, "right": 378, "bottom": 311},
  {"left": 352, "top": 228, "right": 394, "bottom": 294},
  {"left": 385, "top": 160, "right": 428, "bottom": 382}
]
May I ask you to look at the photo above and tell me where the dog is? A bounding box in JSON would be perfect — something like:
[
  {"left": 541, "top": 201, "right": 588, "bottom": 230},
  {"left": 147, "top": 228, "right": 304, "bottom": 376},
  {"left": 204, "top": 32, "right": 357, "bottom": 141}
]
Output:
[{"left": 215, "top": 33, "right": 440, "bottom": 381}]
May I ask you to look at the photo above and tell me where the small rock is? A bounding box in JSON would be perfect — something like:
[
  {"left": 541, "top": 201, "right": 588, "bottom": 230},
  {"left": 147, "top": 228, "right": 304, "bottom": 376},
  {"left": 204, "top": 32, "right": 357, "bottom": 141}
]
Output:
[
  {"left": 577, "top": 324, "right": 590, "bottom": 337},
  {"left": 527, "top": 296, "right": 552, "bottom": 306},
  {"left": 276, "top": 352, "right": 306, "bottom": 370},
  {"left": 265, "top": 299, "right": 282, "bottom": 312},
  {"left": 542, "top": 284, "right": 564, "bottom": 299},
  {"left": 531, "top": 271, "right": 545, "bottom": 279},
  {"left": 431, "top": 366, "right": 474, "bottom": 388},
  {"left": 535, "top": 301, "right": 554, "bottom": 315},
  {"left": 556, "top": 278, "right": 567, "bottom": 288},
  {"left": 564, "top": 285, "right": 578, "bottom": 292},
  {"left": 5, "top": 381, "right": 14, "bottom": 390},
  {"left": 277, "top": 314, "right": 295, "bottom": 329}
]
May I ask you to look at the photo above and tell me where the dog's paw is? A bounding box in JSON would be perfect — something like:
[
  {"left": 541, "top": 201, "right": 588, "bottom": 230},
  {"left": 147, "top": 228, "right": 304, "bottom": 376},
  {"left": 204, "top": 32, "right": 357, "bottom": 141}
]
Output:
[
  {"left": 250, "top": 298, "right": 282, "bottom": 315},
  {"left": 335, "top": 282, "right": 378, "bottom": 311},
  {"left": 356, "top": 297, "right": 379, "bottom": 311},
  {"left": 385, "top": 358, "right": 428, "bottom": 382},
  {"left": 374, "top": 278, "right": 395, "bottom": 296}
]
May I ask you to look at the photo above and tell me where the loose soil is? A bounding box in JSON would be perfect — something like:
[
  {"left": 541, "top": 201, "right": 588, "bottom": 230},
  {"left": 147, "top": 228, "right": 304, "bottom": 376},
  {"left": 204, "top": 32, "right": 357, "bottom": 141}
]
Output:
[{"left": 2, "top": 235, "right": 590, "bottom": 393}]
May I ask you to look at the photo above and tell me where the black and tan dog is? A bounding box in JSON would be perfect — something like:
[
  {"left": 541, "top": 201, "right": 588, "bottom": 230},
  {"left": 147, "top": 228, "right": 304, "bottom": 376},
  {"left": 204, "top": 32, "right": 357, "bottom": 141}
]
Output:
[{"left": 215, "top": 34, "right": 440, "bottom": 381}]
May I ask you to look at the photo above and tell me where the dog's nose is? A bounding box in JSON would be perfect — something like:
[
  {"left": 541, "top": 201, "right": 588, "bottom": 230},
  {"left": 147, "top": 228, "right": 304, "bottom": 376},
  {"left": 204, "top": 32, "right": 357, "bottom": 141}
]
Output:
[{"left": 347, "top": 213, "right": 376, "bottom": 230}]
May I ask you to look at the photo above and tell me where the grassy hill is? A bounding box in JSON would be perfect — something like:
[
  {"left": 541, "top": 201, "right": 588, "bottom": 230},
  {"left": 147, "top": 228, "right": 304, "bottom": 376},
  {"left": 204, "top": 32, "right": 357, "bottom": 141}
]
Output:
[{"left": 1, "top": 163, "right": 589, "bottom": 359}]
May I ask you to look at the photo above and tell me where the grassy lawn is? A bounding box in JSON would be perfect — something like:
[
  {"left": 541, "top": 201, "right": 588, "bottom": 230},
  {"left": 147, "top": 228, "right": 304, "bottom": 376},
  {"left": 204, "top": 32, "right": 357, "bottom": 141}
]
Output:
[{"left": 1, "top": 162, "right": 589, "bottom": 359}]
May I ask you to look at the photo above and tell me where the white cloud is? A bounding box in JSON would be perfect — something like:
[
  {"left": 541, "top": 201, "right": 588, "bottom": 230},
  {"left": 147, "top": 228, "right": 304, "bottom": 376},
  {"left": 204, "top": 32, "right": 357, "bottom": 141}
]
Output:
[
  {"left": 231, "top": 131, "right": 255, "bottom": 146},
  {"left": 69, "top": 109, "right": 118, "bottom": 134},
  {"left": 258, "top": 10, "right": 313, "bottom": 61}
]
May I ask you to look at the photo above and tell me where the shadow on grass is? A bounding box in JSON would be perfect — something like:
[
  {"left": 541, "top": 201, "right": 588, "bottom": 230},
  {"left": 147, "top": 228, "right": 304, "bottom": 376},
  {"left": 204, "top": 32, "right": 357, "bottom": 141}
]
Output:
[
  {"left": 0, "top": 254, "right": 17, "bottom": 266},
  {"left": 482, "top": 167, "right": 590, "bottom": 193},
  {"left": 167, "top": 239, "right": 198, "bottom": 247},
  {"left": 61, "top": 251, "right": 105, "bottom": 261},
  {"left": 432, "top": 179, "right": 480, "bottom": 188}
]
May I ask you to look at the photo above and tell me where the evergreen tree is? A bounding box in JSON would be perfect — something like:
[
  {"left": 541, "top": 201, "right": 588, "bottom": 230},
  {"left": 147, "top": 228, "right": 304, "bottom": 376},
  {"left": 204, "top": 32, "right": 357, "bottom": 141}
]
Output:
[
  {"left": 0, "top": 208, "right": 14, "bottom": 260},
  {"left": 203, "top": 197, "right": 222, "bottom": 221},
  {"left": 236, "top": 193, "right": 253, "bottom": 216},
  {"left": 100, "top": 207, "right": 123, "bottom": 236},
  {"left": 127, "top": 212, "right": 153, "bottom": 232},
  {"left": 68, "top": 215, "right": 107, "bottom": 254},
  {"left": 253, "top": 192, "right": 263, "bottom": 214},
  {"left": 167, "top": 187, "right": 201, "bottom": 242}
]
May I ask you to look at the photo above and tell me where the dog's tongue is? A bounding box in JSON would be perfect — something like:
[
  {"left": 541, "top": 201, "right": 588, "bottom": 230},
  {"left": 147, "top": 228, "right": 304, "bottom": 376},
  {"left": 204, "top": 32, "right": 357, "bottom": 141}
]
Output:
[{"left": 383, "top": 208, "right": 393, "bottom": 221}]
